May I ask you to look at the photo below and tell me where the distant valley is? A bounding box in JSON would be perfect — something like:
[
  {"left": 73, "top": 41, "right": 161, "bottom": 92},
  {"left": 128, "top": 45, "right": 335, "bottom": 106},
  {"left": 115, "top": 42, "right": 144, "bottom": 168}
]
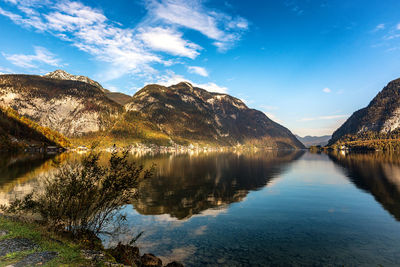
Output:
[{"left": 295, "top": 135, "right": 331, "bottom": 147}]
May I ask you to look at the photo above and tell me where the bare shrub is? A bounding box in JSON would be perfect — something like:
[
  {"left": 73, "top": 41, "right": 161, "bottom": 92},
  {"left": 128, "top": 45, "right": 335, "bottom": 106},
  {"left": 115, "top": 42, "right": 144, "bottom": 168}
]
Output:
[{"left": 2, "top": 150, "right": 153, "bottom": 237}]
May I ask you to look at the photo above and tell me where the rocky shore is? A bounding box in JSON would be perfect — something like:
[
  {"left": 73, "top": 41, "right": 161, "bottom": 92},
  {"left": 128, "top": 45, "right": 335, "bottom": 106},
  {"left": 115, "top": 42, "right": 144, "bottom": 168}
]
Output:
[{"left": 0, "top": 216, "right": 184, "bottom": 266}]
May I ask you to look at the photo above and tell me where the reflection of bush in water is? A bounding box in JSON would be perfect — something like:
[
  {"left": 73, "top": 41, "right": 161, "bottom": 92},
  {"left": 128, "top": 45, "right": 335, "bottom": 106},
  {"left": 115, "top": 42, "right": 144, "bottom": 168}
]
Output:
[{"left": 2, "top": 151, "right": 153, "bottom": 236}]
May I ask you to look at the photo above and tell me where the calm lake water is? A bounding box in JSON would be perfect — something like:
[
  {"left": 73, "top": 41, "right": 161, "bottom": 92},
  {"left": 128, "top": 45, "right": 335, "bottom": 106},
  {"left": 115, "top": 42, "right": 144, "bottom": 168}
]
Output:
[{"left": 1, "top": 150, "right": 400, "bottom": 266}]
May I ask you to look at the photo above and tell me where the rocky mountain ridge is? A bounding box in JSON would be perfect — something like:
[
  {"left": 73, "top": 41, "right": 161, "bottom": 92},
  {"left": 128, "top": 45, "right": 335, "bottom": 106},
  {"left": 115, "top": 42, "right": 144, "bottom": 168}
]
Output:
[
  {"left": 44, "top": 70, "right": 132, "bottom": 105},
  {"left": 0, "top": 71, "right": 304, "bottom": 149},
  {"left": 44, "top": 70, "right": 104, "bottom": 91},
  {"left": 330, "top": 78, "right": 400, "bottom": 145},
  {"left": 126, "top": 82, "right": 304, "bottom": 148},
  {"left": 0, "top": 74, "right": 122, "bottom": 137}
]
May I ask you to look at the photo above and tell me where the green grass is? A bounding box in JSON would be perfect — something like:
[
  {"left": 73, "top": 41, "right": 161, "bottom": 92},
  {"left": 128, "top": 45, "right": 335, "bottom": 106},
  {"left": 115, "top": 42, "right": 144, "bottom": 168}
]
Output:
[{"left": 0, "top": 216, "right": 90, "bottom": 266}]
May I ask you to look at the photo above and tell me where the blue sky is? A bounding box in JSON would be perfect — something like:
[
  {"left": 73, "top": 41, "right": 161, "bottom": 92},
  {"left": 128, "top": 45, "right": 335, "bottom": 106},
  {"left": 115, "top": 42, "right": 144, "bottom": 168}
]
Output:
[{"left": 1, "top": 0, "right": 400, "bottom": 136}]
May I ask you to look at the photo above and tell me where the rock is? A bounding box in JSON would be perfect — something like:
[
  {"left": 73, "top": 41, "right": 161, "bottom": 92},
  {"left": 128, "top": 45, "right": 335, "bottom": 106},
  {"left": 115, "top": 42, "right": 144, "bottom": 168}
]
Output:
[
  {"left": 0, "top": 238, "right": 38, "bottom": 256},
  {"left": 103, "top": 262, "right": 131, "bottom": 267},
  {"left": 165, "top": 261, "right": 184, "bottom": 267},
  {"left": 12, "top": 251, "right": 58, "bottom": 267},
  {"left": 141, "top": 253, "right": 162, "bottom": 267},
  {"left": 107, "top": 243, "right": 141, "bottom": 266},
  {"left": 81, "top": 249, "right": 107, "bottom": 262},
  {"left": 0, "top": 230, "right": 9, "bottom": 237}
]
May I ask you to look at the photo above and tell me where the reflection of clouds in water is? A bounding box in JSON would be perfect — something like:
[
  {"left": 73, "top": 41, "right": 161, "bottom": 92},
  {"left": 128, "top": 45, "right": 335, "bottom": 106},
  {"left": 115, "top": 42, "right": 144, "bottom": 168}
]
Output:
[
  {"left": 193, "top": 225, "right": 207, "bottom": 236},
  {"left": 158, "top": 245, "right": 197, "bottom": 264},
  {"left": 283, "top": 160, "right": 350, "bottom": 186},
  {"left": 265, "top": 176, "right": 282, "bottom": 188},
  {"left": 151, "top": 206, "right": 229, "bottom": 223},
  {"left": 194, "top": 206, "right": 228, "bottom": 218}
]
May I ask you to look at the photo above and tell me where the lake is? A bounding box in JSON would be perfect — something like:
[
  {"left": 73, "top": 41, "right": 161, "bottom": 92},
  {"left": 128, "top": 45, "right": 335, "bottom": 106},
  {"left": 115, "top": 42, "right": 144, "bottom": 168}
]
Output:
[{"left": 1, "top": 150, "right": 400, "bottom": 266}]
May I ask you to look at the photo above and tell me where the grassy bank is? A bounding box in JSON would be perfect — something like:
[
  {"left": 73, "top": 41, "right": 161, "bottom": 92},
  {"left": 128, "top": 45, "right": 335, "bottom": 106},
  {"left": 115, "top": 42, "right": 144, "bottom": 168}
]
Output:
[{"left": 0, "top": 215, "right": 97, "bottom": 266}]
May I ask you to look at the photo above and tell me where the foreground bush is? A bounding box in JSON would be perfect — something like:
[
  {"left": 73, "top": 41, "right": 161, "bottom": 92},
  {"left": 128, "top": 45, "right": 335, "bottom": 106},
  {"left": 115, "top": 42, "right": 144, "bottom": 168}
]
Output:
[{"left": 2, "top": 150, "right": 153, "bottom": 237}]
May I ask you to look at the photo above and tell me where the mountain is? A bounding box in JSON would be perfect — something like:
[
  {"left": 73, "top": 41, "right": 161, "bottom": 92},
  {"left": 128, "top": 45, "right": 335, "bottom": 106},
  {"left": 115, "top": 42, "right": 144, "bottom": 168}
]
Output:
[
  {"left": 44, "top": 69, "right": 104, "bottom": 90},
  {"left": 0, "top": 107, "right": 70, "bottom": 151},
  {"left": 0, "top": 74, "right": 122, "bottom": 137},
  {"left": 103, "top": 89, "right": 132, "bottom": 106},
  {"left": 125, "top": 82, "right": 304, "bottom": 149},
  {"left": 329, "top": 78, "right": 400, "bottom": 145},
  {"left": 296, "top": 135, "right": 331, "bottom": 147},
  {"left": 44, "top": 70, "right": 132, "bottom": 105},
  {"left": 0, "top": 71, "right": 304, "bottom": 149}
]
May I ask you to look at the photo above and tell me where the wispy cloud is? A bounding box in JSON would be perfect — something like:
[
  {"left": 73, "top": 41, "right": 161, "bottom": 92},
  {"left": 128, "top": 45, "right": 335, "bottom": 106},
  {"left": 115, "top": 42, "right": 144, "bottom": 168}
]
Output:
[
  {"left": 0, "top": 0, "right": 248, "bottom": 80},
  {"left": 263, "top": 111, "right": 283, "bottom": 124},
  {"left": 187, "top": 66, "right": 208, "bottom": 77},
  {"left": 138, "top": 27, "right": 201, "bottom": 59},
  {"left": 153, "top": 70, "right": 227, "bottom": 93},
  {"left": 2, "top": 46, "right": 60, "bottom": 68},
  {"left": 145, "top": 0, "right": 249, "bottom": 51},
  {"left": 299, "top": 114, "right": 348, "bottom": 122},
  {"left": 260, "top": 105, "right": 278, "bottom": 111},
  {"left": 372, "top": 23, "right": 385, "bottom": 32},
  {"left": 0, "top": 66, "right": 13, "bottom": 74},
  {"left": 322, "top": 87, "right": 331, "bottom": 93},
  {"left": 284, "top": 0, "right": 304, "bottom": 16}
]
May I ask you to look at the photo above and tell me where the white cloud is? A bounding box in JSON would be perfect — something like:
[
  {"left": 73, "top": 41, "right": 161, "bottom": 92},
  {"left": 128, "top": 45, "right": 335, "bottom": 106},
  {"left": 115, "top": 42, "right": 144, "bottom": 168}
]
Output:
[
  {"left": 0, "top": 66, "right": 13, "bottom": 74},
  {"left": 397, "top": 23, "right": 400, "bottom": 30},
  {"left": 187, "top": 66, "right": 208, "bottom": 77},
  {"left": 299, "top": 114, "right": 349, "bottom": 122},
  {"left": 145, "top": 0, "right": 248, "bottom": 51},
  {"left": 138, "top": 27, "right": 201, "bottom": 59},
  {"left": 105, "top": 85, "right": 119, "bottom": 92},
  {"left": 3, "top": 46, "right": 60, "bottom": 68},
  {"left": 196, "top": 82, "right": 227, "bottom": 93},
  {"left": 0, "top": 0, "right": 248, "bottom": 80},
  {"left": 294, "top": 127, "right": 336, "bottom": 137},
  {"left": 322, "top": 87, "right": 331, "bottom": 93},
  {"left": 0, "top": 1, "right": 164, "bottom": 80},
  {"left": 263, "top": 111, "right": 283, "bottom": 124},
  {"left": 154, "top": 71, "right": 227, "bottom": 93},
  {"left": 374, "top": 23, "right": 385, "bottom": 31}
]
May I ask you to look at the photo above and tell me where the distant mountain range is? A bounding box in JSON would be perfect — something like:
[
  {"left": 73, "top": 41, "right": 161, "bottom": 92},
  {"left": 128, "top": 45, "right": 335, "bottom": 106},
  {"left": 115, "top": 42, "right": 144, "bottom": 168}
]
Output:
[
  {"left": 329, "top": 78, "right": 400, "bottom": 148},
  {"left": 0, "top": 70, "right": 304, "bottom": 149},
  {"left": 295, "top": 135, "right": 331, "bottom": 147}
]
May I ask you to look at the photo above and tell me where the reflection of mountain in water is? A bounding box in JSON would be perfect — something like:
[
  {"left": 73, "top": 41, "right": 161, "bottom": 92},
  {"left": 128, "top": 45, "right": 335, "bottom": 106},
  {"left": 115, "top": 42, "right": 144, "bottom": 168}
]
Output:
[
  {"left": 132, "top": 150, "right": 305, "bottom": 220},
  {"left": 0, "top": 153, "right": 72, "bottom": 205},
  {"left": 329, "top": 152, "right": 400, "bottom": 221}
]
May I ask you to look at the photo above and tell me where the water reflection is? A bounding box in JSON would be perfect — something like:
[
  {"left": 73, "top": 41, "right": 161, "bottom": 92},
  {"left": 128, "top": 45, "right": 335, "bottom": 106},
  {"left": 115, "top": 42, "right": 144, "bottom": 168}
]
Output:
[
  {"left": 328, "top": 151, "right": 400, "bottom": 221},
  {"left": 0, "top": 153, "right": 75, "bottom": 205},
  {"left": 132, "top": 150, "right": 305, "bottom": 220}
]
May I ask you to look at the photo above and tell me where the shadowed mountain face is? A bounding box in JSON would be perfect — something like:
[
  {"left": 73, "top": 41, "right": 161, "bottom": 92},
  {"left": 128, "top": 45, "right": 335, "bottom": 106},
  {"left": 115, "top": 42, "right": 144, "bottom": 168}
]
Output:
[
  {"left": 131, "top": 150, "right": 305, "bottom": 220},
  {"left": 328, "top": 152, "right": 400, "bottom": 221},
  {"left": 330, "top": 78, "right": 400, "bottom": 144},
  {"left": 0, "top": 107, "right": 68, "bottom": 150},
  {"left": 126, "top": 82, "right": 304, "bottom": 148}
]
